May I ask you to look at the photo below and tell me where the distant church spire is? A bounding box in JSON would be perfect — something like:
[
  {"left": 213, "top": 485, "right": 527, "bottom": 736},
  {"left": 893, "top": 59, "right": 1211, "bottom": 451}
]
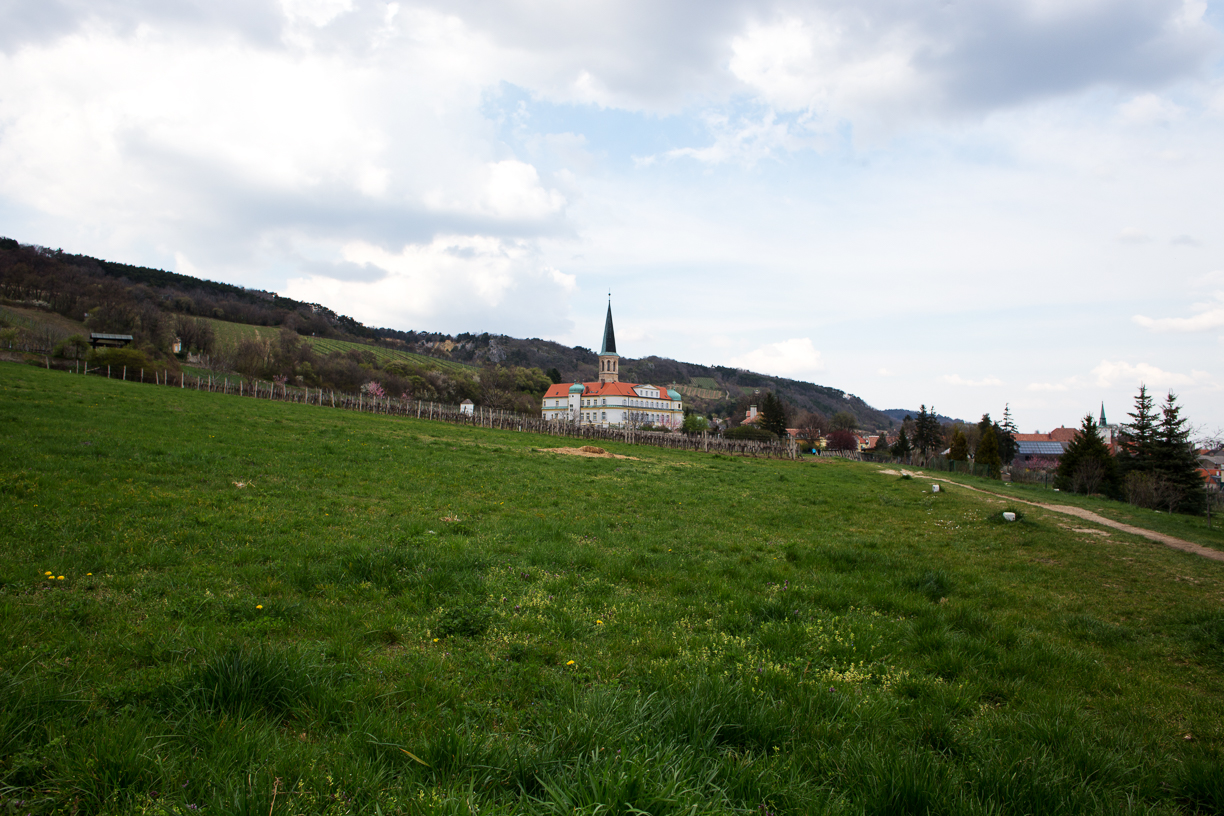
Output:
[
  {"left": 1099, "top": 402, "right": 1107, "bottom": 426},
  {"left": 600, "top": 299, "right": 617, "bottom": 355}
]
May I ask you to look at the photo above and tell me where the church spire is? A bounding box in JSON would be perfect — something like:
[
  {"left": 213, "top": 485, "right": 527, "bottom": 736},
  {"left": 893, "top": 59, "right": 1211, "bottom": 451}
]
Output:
[
  {"left": 1099, "top": 402, "right": 1107, "bottom": 426},
  {"left": 600, "top": 298, "right": 617, "bottom": 355},
  {"left": 598, "top": 296, "right": 619, "bottom": 383}
]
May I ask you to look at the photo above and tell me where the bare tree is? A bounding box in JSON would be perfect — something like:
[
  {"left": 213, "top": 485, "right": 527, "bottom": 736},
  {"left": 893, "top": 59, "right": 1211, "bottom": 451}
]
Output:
[{"left": 1071, "top": 459, "right": 1106, "bottom": 495}]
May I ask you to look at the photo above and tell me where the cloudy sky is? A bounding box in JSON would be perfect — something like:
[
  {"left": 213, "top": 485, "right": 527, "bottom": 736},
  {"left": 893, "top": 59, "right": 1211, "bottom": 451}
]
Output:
[{"left": 2, "top": 0, "right": 1222, "bottom": 432}]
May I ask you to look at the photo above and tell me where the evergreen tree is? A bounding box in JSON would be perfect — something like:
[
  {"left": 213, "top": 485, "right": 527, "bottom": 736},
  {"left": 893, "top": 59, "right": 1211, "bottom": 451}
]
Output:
[
  {"left": 975, "top": 425, "right": 1002, "bottom": 479},
  {"left": 1119, "top": 385, "right": 1158, "bottom": 475},
  {"left": 914, "top": 405, "right": 942, "bottom": 459},
  {"left": 948, "top": 429, "right": 969, "bottom": 461},
  {"left": 1055, "top": 415, "right": 1120, "bottom": 497},
  {"left": 891, "top": 427, "right": 913, "bottom": 460},
  {"left": 546, "top": 367, "right": 562, "bottom": 384},
  {"left": 997, "top": 404, "right": 1019, "bottom": 465},
  {"left": 759, "top": 391, "right": 789, "bottom": 439},
  {"left": 1152, "top": 391, "right": 1206, "bottom": 514}
]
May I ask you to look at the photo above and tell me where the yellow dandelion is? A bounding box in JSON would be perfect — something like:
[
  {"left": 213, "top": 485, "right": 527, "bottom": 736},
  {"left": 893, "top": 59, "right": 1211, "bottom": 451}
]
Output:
[
  {"left": 86, "top": 573, "right": 92, "bottom": 576},
  {"left": 57, "top": 576, "right": 64, "bottom": 580},
  {"left": 433, "top": 638, "right": 439, "bottom": 642},
  {"left": 596, "top": 620, "right": 603, "bottom": 625},
  {"left": 566, "top": 660, "right": 575, "bottom": 665},
  {"left": 256, "top": 604, "right": 263, "bottom": 609},
  {"left": 47, "top": 575, "right": 54, "bottom": 580}
]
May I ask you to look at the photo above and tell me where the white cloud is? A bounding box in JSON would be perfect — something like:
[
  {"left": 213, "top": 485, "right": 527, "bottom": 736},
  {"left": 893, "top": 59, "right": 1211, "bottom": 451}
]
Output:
[
  {"left": 280, "top": 0, "right": 353, "bottom": 29},
  {"left": 482, "top": 160, "right": 566, "bottom": 219},
  {"left": 1133, "top": 294, "right": 1224, "bottom": 332},
  {"left": 729, "top": 337, "right": 824, "bottom": 378},
  {"left": 1026, "top": 382, "right": 1069, "bottom": 392},
  {"left": 1118, "top": 92, "right": 1185, "bottom": 126},
  {"left": 284, "top": 235, "right": 577, "bottom": 334},
  {"left": 1090, "top": 360, "right": 1209, "bottom": 389},
  {"left": 661, "top": 110, "right": 795, "bottom": 165},
  {"left": 940, "top": 374, "right": 1003, "bottom": 387},
  {"left": 424, "top": 160, "right": 566, "bottom": 221},
  {"left": 728, "top": 15, "right": 922, "bottom": 129}
]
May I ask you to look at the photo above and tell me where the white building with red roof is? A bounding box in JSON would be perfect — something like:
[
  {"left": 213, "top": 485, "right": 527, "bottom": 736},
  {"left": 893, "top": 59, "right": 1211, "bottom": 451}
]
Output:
[{"left": 541, "top": 302, "right": 684, "bottom": 428}]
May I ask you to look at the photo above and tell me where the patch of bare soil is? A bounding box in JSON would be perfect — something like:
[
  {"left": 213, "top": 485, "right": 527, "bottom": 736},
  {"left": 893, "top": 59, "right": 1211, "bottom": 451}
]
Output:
[
  {"left": 875, "top": 467, "right": 1224, "bottom": 563},
  {"left": 540, "top": 446, "right": 639, "bottom": 460}
]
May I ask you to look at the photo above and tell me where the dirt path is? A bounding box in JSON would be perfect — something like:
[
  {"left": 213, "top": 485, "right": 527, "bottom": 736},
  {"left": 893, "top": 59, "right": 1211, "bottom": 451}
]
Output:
[{"left": 881, "top": 469, "right": 1224, "bottom": 563}]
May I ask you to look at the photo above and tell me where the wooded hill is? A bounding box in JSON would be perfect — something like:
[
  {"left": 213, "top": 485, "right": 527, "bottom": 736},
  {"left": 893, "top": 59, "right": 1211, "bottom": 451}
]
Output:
[{"left": 0, "top": 237, "right": 895, "bottom": 428}]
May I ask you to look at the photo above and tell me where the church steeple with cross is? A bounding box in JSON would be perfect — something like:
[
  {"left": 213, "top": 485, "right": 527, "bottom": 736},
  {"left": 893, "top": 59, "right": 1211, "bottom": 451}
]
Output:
[{"left": 598, "top": 295, "right": 619, "bottom": 384}]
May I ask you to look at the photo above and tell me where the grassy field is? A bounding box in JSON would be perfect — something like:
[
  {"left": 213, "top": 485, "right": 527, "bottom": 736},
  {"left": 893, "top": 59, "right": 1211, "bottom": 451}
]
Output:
[
  {"left": 1, "top": 363, "right": 1222, "bottom": 815},
  {"left": 0, "top": 306, "right": 87, "bottom": 338},
  {"left": 200, "top": 318, "right": 476, "bottom": 374}
]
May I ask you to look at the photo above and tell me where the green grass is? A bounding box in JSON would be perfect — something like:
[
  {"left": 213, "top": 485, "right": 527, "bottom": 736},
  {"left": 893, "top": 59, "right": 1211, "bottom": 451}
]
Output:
[
  {"left": 199, "top": 318, "right": 476, "bottom": 374},
  {"left": 305, "top": 336, "right": 475, "bottom": 374},
  {"left": 198, "top": 316, "right": 271, "bottom": 350},
  {"left": 927, "top": 470, "right": 1224, "bottom": 554},
  {"left": 1, "top": 363, "right": 1222, "bottom": 815}
]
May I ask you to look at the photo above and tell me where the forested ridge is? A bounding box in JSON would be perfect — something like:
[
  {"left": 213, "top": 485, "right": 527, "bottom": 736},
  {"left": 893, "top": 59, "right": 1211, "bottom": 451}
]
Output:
[{"left": 0, "top": 236, "right": 893, "bottom": 426}]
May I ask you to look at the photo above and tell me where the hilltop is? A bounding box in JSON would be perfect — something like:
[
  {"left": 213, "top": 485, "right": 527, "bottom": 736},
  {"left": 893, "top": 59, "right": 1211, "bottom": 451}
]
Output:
[{"left": 0, "top": 237, "right": 894, "bottom": 428}]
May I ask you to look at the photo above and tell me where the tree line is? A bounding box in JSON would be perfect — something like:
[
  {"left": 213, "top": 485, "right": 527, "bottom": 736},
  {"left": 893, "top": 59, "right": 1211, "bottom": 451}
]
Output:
[{"left": 1055, "top": 386, "right": 1207, "bottom": 514}]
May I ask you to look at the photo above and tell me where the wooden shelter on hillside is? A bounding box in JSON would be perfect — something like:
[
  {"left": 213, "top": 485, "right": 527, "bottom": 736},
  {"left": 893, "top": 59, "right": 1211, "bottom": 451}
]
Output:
[{"left": 89, "top": 333, "right": 133, "bottom": 349}]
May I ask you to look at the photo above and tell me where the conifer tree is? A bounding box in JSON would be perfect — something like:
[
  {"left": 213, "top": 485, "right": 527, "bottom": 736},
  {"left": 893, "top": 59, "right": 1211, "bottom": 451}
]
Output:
[
  {"left": 1055, "top": 415, "right": 1119, "bottom": 497},
  {"left": 1119, "top": 385, "right": 1158, "bottom": 474},
  {"left": 758, "top": 391, "right": 789, "bottom": 439},
  {"left": 1152, "top": 392, "right": 1206, "bottom": 514},
  {"left": 914, "top": 405, "right": 942, "bottom": 459},
  {"left": 997, "top": 404, "right": 1019, "bottom": 465},
  {"left": 871, "top": 432, "right": 891, "bottom": 453},
  {"left": 975, "top": 425, "right": 1002, "bottom": 479},
  {"left": 949, "top": 429, "right": 969, "bottom": 461},
  {"left": 891, "top": 427, "right": 913, "bottom": 460}
]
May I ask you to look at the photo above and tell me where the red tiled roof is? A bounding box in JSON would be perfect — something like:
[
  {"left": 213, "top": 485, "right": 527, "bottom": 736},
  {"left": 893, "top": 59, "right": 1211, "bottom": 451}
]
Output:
[
  {"left": 542, "top": 381, "right": 679, "bottom": 401},
  {"left": 1015, "top": 428, "right": 1080, "bottom": 443}
]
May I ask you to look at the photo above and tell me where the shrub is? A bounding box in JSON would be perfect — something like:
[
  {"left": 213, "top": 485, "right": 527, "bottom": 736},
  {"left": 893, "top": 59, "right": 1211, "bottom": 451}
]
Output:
[
  {"left": 725, "top": 424, "right": 777, "bottom": 442},
  {"left": 53, "top": 334, "right": 90, "bottom": 360},
  {"left": 826, "top": 428, "right": 859, "bottom": 451},
  {"left": 88, "top": 347, "right": 171, "bottom": 380}
]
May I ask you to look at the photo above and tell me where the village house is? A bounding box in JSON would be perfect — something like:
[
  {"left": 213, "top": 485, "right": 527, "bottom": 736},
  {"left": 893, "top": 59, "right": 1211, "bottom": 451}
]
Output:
[
  {"left": 1198, "top": 454, "right": 1223, "bottom": 492},
  {"left": 540, "top": 302, "right": 684, "bottom": 429}
]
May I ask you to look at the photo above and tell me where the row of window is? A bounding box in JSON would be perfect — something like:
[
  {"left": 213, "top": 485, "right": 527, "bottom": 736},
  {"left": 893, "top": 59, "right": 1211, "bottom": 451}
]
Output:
[{"left": 557, "top": 398, "right": 679, "bottom": 409}]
